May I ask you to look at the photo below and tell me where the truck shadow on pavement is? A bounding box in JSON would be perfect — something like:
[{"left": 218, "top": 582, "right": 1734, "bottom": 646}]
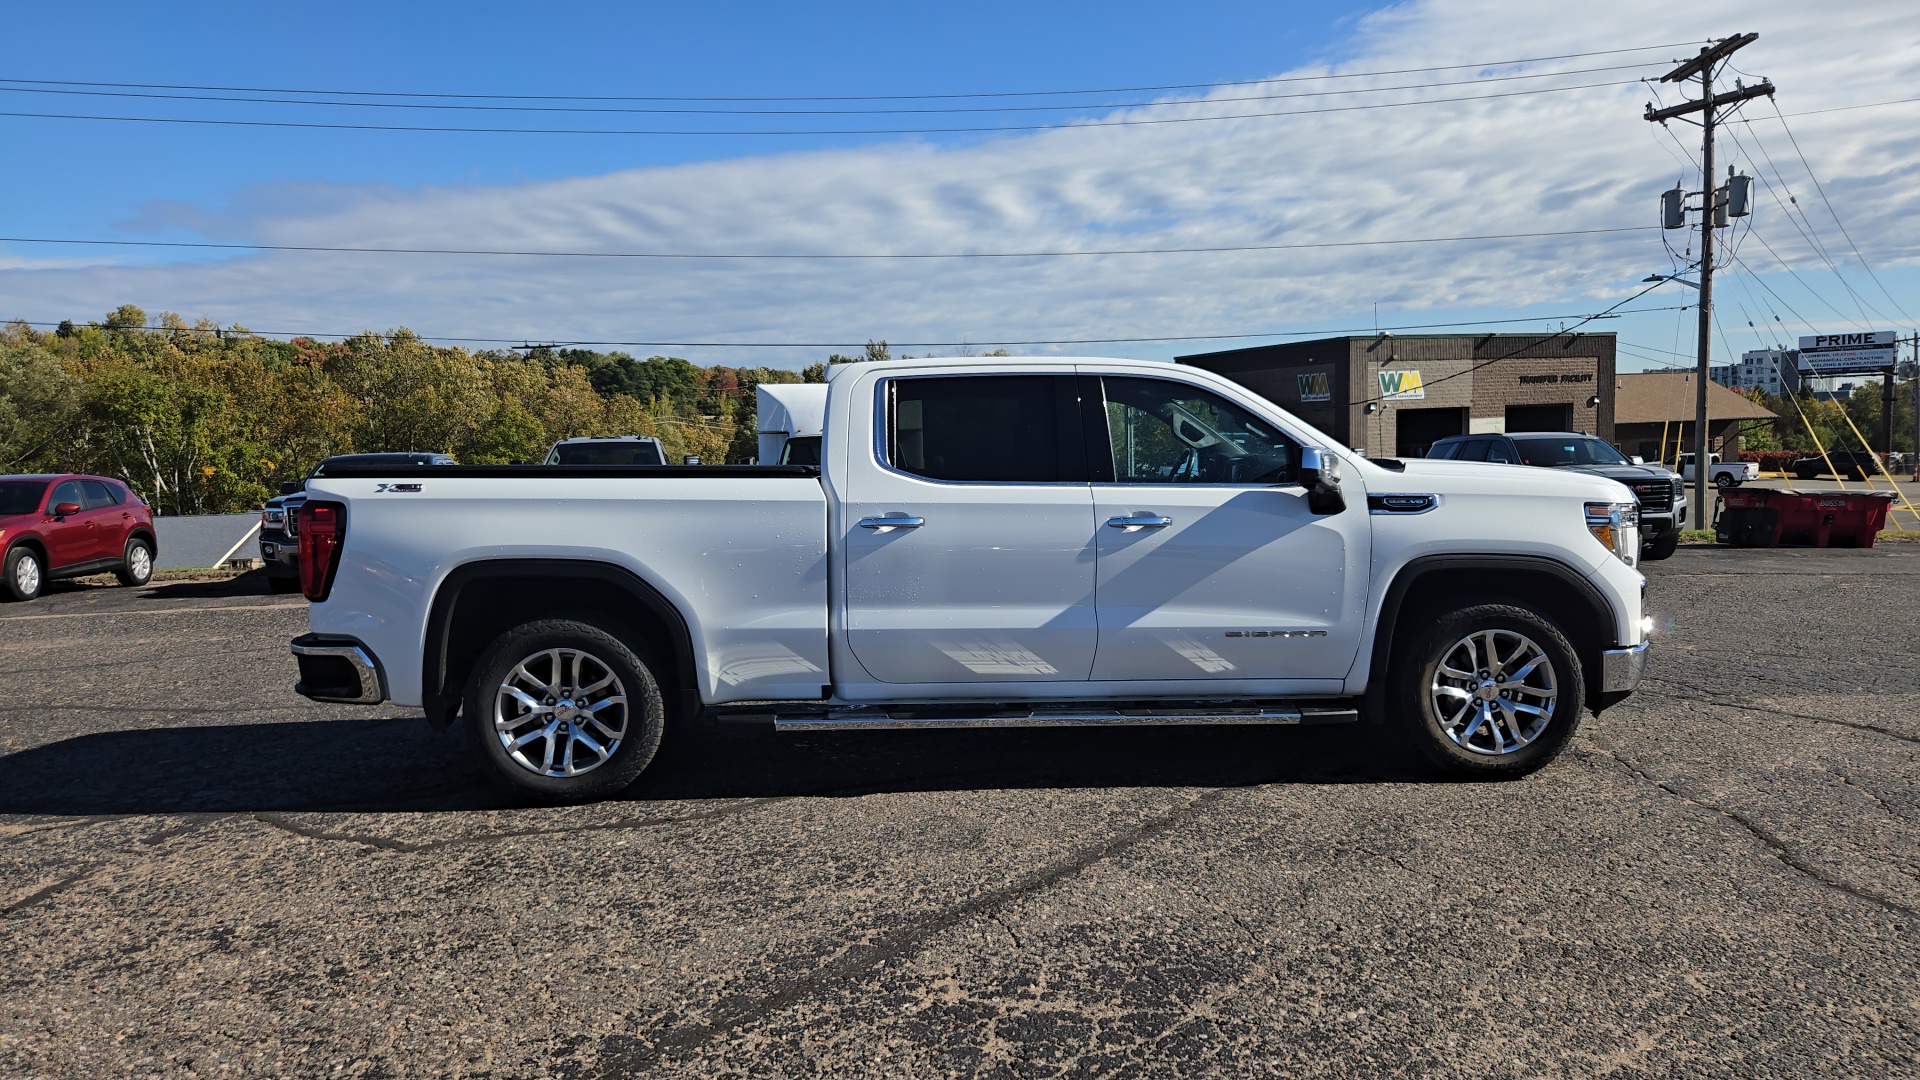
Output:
[{"left": 0, "top": 715, "right": 1445, "bottom": 818}]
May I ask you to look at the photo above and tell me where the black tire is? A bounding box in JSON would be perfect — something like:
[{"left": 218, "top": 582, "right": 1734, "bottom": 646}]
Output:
[
  {"left": 463, "top": 618, "right": 666, "bottom": 802},
  {"left": 3, "top": 545, "right": 44, "bottom": 602},
  {"left": 1714, "top": 473, "right": 1735, "bottom": 489},
  {"left": 1795, "top": 467, "right": 1818, "bottom": 481},
  {"left": 114, "top": 536, "right": 154, "bottom": 586},
  {"left": 1390, "top": 603, "right": 1585, "bottom": 779},
  {"left": 267, "top": 574, "right": 303, "bottom": 594},
  {"left": 1643, "top": 530, "right": 1679, "bottom": 561}
]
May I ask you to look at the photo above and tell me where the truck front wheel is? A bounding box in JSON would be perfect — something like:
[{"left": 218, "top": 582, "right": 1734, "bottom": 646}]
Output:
[
  {"left": 463, "top": 618, "right": 666, "bottom": 802},
  {"left": 1391, "top": 604, "right": 1584, "bottom": 778}
]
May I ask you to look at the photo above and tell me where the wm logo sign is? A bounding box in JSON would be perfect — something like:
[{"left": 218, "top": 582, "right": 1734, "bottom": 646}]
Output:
[
  {"left": 1296, "top": 372, "right": 1331, "bottom": 402},
  {"left": 1378, "top": 370, "right": 1426, "bottom": 400}
]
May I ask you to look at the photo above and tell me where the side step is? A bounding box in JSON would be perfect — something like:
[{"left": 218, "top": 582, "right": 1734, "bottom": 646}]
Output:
[{"left": 766, "top": 703, "right": 1360, "bottom": 731}]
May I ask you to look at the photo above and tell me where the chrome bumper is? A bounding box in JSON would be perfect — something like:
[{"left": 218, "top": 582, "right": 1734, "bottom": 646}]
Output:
[
  {"left": 291, "top": 635, "right": 387, "bottom": 704},
  {"left": 1599, "top": 640, "right": 1650, "bottom": 693}
]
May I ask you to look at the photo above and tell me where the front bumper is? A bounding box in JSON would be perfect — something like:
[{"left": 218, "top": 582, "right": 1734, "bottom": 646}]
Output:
[
  {"left": 260, "top": 529, "right": 299, "bottom": 573},
  {"left": 1599, "top": 640, "right": 1650, "bottom": 693},
  {"left": 290, "top": 633, "right": 387, "bottom": 704}
]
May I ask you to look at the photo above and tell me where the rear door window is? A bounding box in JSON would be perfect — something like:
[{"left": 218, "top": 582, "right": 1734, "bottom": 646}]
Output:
[
  {"left": 80, "top": 480, "right": 119, "bottom": 509},
  {"left": 886, "top": 375, "right": 1084, "bottom": 483}
]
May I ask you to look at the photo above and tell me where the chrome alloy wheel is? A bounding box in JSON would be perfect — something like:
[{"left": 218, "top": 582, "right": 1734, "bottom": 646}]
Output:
[
  {"left": 128, "top": 543, "right": 152, "bottom": 581},
  {"left": 492, "top": 647, "right": 629, "bottom": 778},
  {"left": 14, "top": 553, "right": 40, "bottom": 596},
  {"left": 1429, "top": 628, "right": 1557, "bottom": 756}
]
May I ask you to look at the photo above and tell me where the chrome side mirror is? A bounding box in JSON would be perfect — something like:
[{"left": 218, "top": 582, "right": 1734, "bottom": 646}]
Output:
[{"left": 1298, "top": 447, "right": 1346, "bottom": 516}]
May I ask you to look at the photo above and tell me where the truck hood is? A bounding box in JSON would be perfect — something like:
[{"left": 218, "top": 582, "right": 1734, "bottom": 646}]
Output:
[
  {"left": 1367, "top": 458, "right": 1632, "bottom": 501},
  {"left": 1560, "top": 463, "right": 1681, "bottom": 483}
]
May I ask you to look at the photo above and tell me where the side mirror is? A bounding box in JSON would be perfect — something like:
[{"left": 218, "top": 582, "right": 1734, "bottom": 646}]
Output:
[
  {"left": 279, "top": 481, "right": 304, "bottom": 495},
  {"left": 1630, "top": 456, "right": 1646, "bottom": 465},
  {"left": 1297, "top": 447, "right": 1346, "bottom": 516},
  {"left": 53, "top": 502, "right": 81, "bottom": 518}
]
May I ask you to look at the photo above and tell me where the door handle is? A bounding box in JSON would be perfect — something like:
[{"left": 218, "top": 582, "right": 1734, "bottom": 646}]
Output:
[
  {"left": 858, "top": 515, "right": 925, "bottom": 531},
  {"left": 1105, "top": 514, "right": 1173, "bottom": 530}
]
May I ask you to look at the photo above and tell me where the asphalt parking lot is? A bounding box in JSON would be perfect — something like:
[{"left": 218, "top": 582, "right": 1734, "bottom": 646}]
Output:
[{"left": 3, "top": 549, "right": 1919, "bottom": 1078}]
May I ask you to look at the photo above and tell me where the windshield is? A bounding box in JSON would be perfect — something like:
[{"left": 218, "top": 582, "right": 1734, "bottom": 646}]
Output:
[
  {"left": 0, "top": 480, "right": 48, "bottom": 517},
  {"left": 1511, "top": 436, "right": 1630, "bottom": 467},
  {"left": 549, "top": 442, "right": 667, "bottom": 466}
]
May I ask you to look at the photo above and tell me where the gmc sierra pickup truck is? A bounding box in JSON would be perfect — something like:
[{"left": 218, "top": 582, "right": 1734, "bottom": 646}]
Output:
[{"left": 289, "top": 357, "right": 1650, "bottom": 801}]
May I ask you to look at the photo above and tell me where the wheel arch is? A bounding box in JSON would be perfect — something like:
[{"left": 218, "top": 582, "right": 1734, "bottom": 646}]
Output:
[
  {"left": 126, "top": 527, "right": 157, "bottom": 556},
  {"left": 422, "top": 559, "right": 700, "bottom": 731},
  {"left": 5, "top": 535, "right": 49, "bottom": 564},
  {"left": 1365, "top": 554, "right": 1619, "bottom": 716}
]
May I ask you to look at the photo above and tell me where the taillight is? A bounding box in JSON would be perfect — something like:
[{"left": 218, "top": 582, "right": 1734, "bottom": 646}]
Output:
[{"left": 297, "top": 501, "right": 346, "bottom": 601}]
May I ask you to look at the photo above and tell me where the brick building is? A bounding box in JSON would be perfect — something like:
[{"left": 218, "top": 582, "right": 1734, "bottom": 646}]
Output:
[{"left": 1178, "top": 333, "right": 1617, "bottom": 458}]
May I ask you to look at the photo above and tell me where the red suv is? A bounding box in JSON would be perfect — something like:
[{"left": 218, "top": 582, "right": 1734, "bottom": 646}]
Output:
[{"left": 0, "top": 474, "right": 156, "bottom": 601}]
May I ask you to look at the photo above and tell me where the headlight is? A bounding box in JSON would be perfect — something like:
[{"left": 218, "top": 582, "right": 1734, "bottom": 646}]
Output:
[{"left": 1585, "top": 501, "right": 1639, "bottom": 565}]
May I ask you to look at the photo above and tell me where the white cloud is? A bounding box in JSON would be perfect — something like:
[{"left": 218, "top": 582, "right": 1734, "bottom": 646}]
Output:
[{"left": 4, "top": 0, "right": 1918, "bottom": 366}]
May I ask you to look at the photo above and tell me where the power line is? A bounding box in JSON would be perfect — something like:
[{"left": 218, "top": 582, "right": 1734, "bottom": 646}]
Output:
[
  {"left": 1765, "top": 99, "right": 1917, "bottom": 324},
  {"left": 0, "top": 225, "right": 1656, "bottom": 262},
  {"left": 9, "top": 306, "right": 1691, "bottom": 352},
  {"left": 0, "top": 63, "right": 1664, "bottom": 116},
  {"left": 1720, "top": 122, "right": 1885, "bottom": 325},
  {"left": 0, "top": 43, "right": 1697, "bottom": 103},
  {"left": 0, "top": 78, "right": 1645, "bottom": 137}
]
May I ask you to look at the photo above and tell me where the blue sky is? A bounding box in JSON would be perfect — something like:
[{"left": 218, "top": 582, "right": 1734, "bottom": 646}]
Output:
[{"left": 2, "top": 0, "right": 1916, "bottom": 371}]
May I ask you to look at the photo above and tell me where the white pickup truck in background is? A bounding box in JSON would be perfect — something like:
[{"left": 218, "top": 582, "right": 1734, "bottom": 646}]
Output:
[
  {"left": 1679, "top": 452, "right": 1758, "bottom": 489},
  {"left": 288, "top": 357, "right": 1650, "bottom": 802}
]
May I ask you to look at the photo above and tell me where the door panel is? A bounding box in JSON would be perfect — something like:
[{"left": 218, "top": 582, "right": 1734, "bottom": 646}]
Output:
[
  {"left": 78, "top": 480, "right": 123, "bottom": 562},
  {"left": 42, "top": 480, "right": 91, "bottom": 570},
  {"left": 1087, "top": 375, "right": 1369, "bottom": 684},
  {"left": 842, "top": 373, "right": 1099, "bottom": 684}
]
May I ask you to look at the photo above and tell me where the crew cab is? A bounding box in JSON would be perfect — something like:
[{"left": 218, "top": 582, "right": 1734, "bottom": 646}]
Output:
[
  {"left": 1678, "top": 452, "right": 1758, "bottom": 489},
  {"left": 1, "top": 474, "right": 155, "bottom": 601},
  {"left": 1428, "top": 432, "right": 1687, "bottom": 560},
  {"left": 261, "top": 452, "right": 456, "bottom": 591},
  {"left": 289, "top": 358, "right": 1651, "bottom": 802}
]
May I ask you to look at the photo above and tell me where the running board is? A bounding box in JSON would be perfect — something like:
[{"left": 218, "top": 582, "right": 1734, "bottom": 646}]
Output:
[{"left": 769, "top": 704, "right": 1359, "bottom": 731}]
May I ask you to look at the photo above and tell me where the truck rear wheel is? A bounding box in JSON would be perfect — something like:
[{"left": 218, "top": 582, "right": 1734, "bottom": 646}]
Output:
[
  {"left": 463, "top": 618, "right": 665, "bottom": 802},
  {"left": 1391, "top": 603, "right": 1584, "bottom": 778}
]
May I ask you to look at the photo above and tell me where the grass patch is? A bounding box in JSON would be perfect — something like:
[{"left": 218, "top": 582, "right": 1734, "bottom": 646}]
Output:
[{"left": 1678, "top": 530, "right": 1718, "bottom": 544}]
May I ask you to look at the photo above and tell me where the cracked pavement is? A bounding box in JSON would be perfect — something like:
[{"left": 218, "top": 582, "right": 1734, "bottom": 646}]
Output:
[{"left": 3, "top": 550, "right": 1919, "bottom": 1077}]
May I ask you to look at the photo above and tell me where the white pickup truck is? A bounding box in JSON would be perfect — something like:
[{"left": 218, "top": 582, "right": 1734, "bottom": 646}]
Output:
[
  {"left": 1678, "top": 452, "right": 1758, "bottom": 489},
  {"left": 288, "top": 357, "right": 1650, "bottom": 801}
]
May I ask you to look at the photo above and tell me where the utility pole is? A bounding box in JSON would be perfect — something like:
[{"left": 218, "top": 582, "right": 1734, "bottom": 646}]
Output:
[{"left": 1646, "top": 34, "right": 1774, "bottom": 522}]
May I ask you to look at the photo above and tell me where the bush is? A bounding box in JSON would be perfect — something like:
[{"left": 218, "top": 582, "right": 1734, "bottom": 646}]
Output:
[{"left": 1739, "top": 450, "right": 1805, "bottom": 474}]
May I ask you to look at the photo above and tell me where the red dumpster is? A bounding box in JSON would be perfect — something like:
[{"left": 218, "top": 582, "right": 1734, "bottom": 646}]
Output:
[
  {"left": 1806, "top": 491, "right": 1894, "bottom": 548},
  {"left": 1716, "top": 488, "right": 1893, "bottom": 548}
]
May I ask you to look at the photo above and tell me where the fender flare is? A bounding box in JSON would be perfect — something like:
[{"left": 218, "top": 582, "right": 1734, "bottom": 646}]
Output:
[
  {"left": 1363, "top": 553, "right": 1619, "bottom": 716},
  {"left": 421, "top": 558, "right": 699, "bottom": 729}
]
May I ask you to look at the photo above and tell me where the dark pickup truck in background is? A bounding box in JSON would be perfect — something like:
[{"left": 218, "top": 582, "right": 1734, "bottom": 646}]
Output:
[{"left": 1426, "top": 431, "right": 1688, "bottom": 560}]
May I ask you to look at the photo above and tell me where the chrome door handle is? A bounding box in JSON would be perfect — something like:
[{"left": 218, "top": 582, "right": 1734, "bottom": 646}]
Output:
[
  {"left": 1105, "top": 514, "right": 1173, "bottom": 530},
  {"left": 858, "top": 515, "right": 925, "bottom": 530}
]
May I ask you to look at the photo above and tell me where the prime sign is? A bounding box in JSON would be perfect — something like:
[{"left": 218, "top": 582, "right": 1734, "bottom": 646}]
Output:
[{"left": 1798, "top": 331, "right": 1897, "bottom": 375}]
